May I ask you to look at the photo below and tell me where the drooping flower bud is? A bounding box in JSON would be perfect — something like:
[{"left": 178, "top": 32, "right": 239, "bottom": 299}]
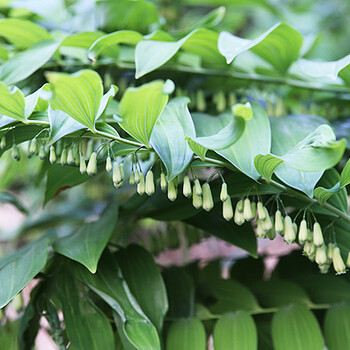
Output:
[
  {"left": 333, "top": 247, "right": 346, "bottom": 275},
  {"left": 120, "top": 163, "right": 124, "bottom": 179},
  {"left": 236, "top": 199, "right": 244, "bottom": 213},
  {"left": 202, "top": 183, "right": 214, "bottom": 212},
  {"left": 87, "top": 152, "right": 97, "bottom": 176},
  {"left": 145, "top": 170, "right": 155, "bottom": 196},
  {"left": 220, "top": 182, "right": 228, "bottom": 202},
  {"left": 256, "top": 219, "right": 266, "bottom": 238},
  {"left": 222, "top": 197, "right": 233, "bottom": 221},
  {"left": 160, "top": 172, "right": 167, "bottom": 192},
  {"left": 315, "top": 245, "right": 327, "bottom": 266},
  {"left": 196, "top": 90, "right": 206, "bottom": 112},
  {"left": 49, "top": 146, "right": 56, "bottom": 164},
  {"left": 243, "top": 198, "right": 254, "bottom": 221},
  {"left": 263, "top": 208, "right": 272, "bottom": 232},
  {"left": 183, "top": 175, "right": 192, "bottom": 198},
  {"left": 303, "top": 242, "right": 316, "bottom": 257},
  {"left": 67, "top": 147, "right": 74, "bottom": 165},
  {"left": 228, "top": 92, "right": 237, "bottom": 106},
  {"left": 137, "top": 172, "right": 145, "bottom": 195},
  {"left": 192, "top": 187, "right": 202, "bottom": 209},
  {"left": 267, "top": 218, "right": 276, "bottom": 240},
  {"left": 39, "top": 144, "right": 46, "bottom": 160},
  {"left": 234, "top": 207, "right": 245, "bottom": 226},
  {"left": 251, "top": 201, "right": 256, "bottom": 219},
  {"left": 105, "top": 156, "right": 112, "bottom": 172},
  {"left": 215, "top": 90, "right": 226, "bottom": 112},
  {"left": 307, "top": 229, "right": 313, "bottom": 243},
  {"left": 319, "top": 263, "right": 330, "bottom": 274},
  {"left": 12, "top": 143, "right": 20, "bottom": 161},
  {"left": 61, "top": 148, "right": 67, "bottom": 166},
  {"left": 55, "top": 140, "right": 63, "bottom": 157},
  {"left": 112, "top": 162, "right": 123, "bottom": 184},
  {"left": 129, "top": 171, "right": 135, "bottom": 185},
  {"left": 29, "top": 138, "right": 37, "bottom": 155},
  {"left": 313, "top": 222, "right": 324, "bottom": 248},
  {"left": 194, "top": 179, "right": 202, "bottom": 197},
  {"left": 257, "top": 202, "right": 266, "bottom": 220},
  {"left": 134, "top": 170, "right": 140, "bottom": 184},
  {"left": 298, "top": 219, "right": 308, "bottom": 244},
  {"left": 86, "top": 139, "right": 94, "bottom": 159},
  {"left": 274, "top": 210, "right": 284, "bottom": 235},
  {"left": 283, "top": 215, "right": 296, "bottom": 244},
  {"left": 327, "top": 243, "right": 335, "bottom": 262},
  {"left": 167, "top": 179, "right": 177, "bottom": 202},
  {"left": 79, "top": 154, "right": 86, "bottom": 174},
  {"left": 0, "top": 135, "right": 6, "bottom": 149}
]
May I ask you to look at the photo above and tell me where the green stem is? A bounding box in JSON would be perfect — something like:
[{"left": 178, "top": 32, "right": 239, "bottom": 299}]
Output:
[{"left": 270, "top": 179, "right": 350, "bottom": 224}]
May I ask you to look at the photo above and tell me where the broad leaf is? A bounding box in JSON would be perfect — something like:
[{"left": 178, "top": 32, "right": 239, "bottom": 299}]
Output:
[
  {"left": 270, "top": 115, "right": 328, "bottom": 196},
  {"left": 200, "top": 279, "right": 260, "bottom": 314},
  {"left": 73, "top": 256, "right": 161, "bottom": 350},
  {"left": 272, "top": 303, "right": 324, "bottom": 350},
  {"left": 135, "top": 28, "right": 224, "bottom": 78},
  {"left": 218, "top": 23, "right": 302, "bottom": 73},
  {"left": 47, "top": 107, "right": 85, "bottom": 145},
  {"left": 57, "top": 271, "right": 115, "bottom": 350},
  {"left": 0, "top": 238, "right": 49, "bottom": 308},
  {"left": 117, "top": 245, "right": 168, "bottom": 332},
  {"left": 54, "top": 202, "right": 118, "bottom": 273},
  {"left": 44, "top": 165, "right": 90, "bottom": 205},
  {"left": 166, "top": 318, "right": 206, "bottom": 350},
  {"left": 119, "top": 80, "right": 171, "bottom": 147},
  {"left": 96, "top": 84, "right": 118, "bottom": 119},
  {"left": 88, "top": 30, "right": 143, "bottom": 61},
  {"left": 0, "top": 18, "right": 51, "bottom": 48},
  {"left": 46, "top": 69, "right": 104, "bottom": 131},
  {"left": 150, "top": 97, "right": 195, "bottom": 180},
  {"left": 193, "top": 102, "right": 270, "bottom": 180},
  {"left": 0, "top": 83, "right": 25, "bottom": 121},
  {"left": 0, "top": 41, "right": 59, "bottom": 85},
  {"left": 340, "top": 158, "right": 350, "bottom": 188},
  {"left": 324, "top": 302, "right": 350, "bottom": 350},
  {"left": 213, "top": 311, "right": 258, "bottom": 350}
]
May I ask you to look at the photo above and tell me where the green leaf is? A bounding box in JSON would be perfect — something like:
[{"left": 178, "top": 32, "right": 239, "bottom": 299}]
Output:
[
  {"left": 47, "top": 107, "right": 85, "bottom": 145},
  {"left": 73, "top": 256, "right": 161, "bottom": 350},
  {"left": 340, "top": 158, "right": 350, "bottom": 188},
  {"left": 150, "top": 97, "right": 195, "bottom": 180},
  {"left": 213, "top": 311, "right": 258, "bottom": 350},
  {"left": 193, "top": 102, "right": 271, "bottom": 180},
  {"left": 162, "top": 268, "right": 195, "bottom": 318},
  {"left": 0, "top": 83, "right": 25, "bottom": 121},
  {"left": 166, "top": 318, "right": 206, "bottom": 350},
  {"left": 251, "top": 280, "right": 311, "bottom": 308},
  {"left": 0, "top": 191, "right": 28, "bottom": 213},
  {"left": 88, "top": 30, "right": 143, "bottom": 61},
  {"left": 324, "top": 302, "right": 350, "bottom": 350},
  {"left": 54, "top": 203, "right": 118, "bottom": 273},
  {"left": 44, "top": 165, "right": 89, "bottom": 205},
  {"left": 117, "top": 245, "right": 168, "bottom": 333},
  {"left": 0, "top": 40, "right": 59, "bottom": 85},
  {"left": 135, "top": 28, "right": 224, "bottom": 78},
  {"left": 57, "top": 270, "right": 115, "bottom": 350},
  {"left": 200, "top": 279, "right": 260, "bottom": 314},
  {"left": 46, "top": 69, "right": 104, "bottom": 131},
  {"left": 97, "top": 84, "right": 118, "bottom": 119},
  {"left": 119, "top": 80, "right": 171, "bottom": 147},
  {"left": 188, "top": 113, "right": 246, "bottom": 152},
  {"left": 187, "top": 138, "right": 207, "bottom": 161},
  {"left": 0, "top": 18, "right": 51, "bottom": 48},
  {"left": 279, "top": 125, "right": 345, "bottom": 172},
  {"left": 218, "top": 23, "right": 302, "bottom": 73},
  {"left": 272, "top": 303, "right": 324, "bottom": 350},
  {"left": 314, "top": 182, "right": 340, "bottom": 205},
  {"left": 270, "top": 115, "right": 328, "bottom": 196},
  {"left": 254, "top": 154, "right": 283, "bottom": 182},
  {"left": 0, "top": 238, "right": 49, "bottom": 308},
  {"left": 0, "top": 321, "right": 19, "bottom": 350},
  {"left": 185, "top": 206, "right": 258, "bottom": 257}
]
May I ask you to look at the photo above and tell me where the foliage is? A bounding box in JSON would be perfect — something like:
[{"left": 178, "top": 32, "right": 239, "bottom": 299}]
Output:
[{"left": 0, "top": 0, "right": 349, "bottom": 349}]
